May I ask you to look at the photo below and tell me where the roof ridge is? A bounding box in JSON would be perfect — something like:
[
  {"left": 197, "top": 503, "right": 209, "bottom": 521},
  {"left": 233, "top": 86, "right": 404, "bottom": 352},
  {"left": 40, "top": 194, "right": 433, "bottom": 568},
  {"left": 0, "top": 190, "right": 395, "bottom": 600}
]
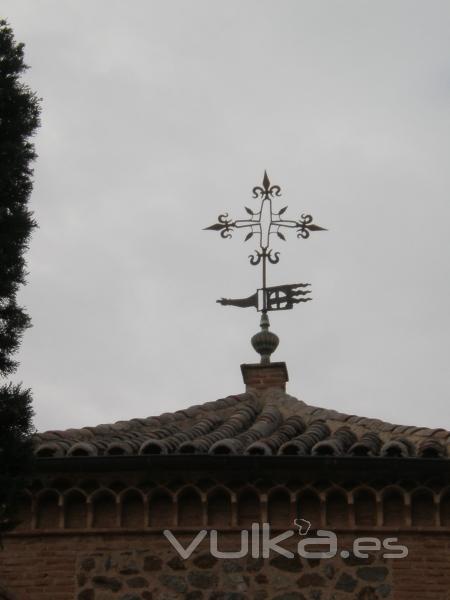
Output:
[
  {"left": 259, "top": 389, "right": 450, "bottom": 440},
  {"left": 34, "top": 392, "right": 256, "bottom": 442},
  {"left": 296, "top": 400, "right": 450, "bottom": 440}
]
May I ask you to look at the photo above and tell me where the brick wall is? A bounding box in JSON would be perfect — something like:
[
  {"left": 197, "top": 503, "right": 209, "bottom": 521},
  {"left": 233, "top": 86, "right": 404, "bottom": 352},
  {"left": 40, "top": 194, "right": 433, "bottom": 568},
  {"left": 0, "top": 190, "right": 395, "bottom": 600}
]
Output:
[
  {"left": 1, "top": 531, "right": 450, "bottom": 599},
  {"left": 2, "top": 468, "right": 449, "bottom": 599},
  {"left": 12, "top": 361, "right": 449, "bottom": 599}
]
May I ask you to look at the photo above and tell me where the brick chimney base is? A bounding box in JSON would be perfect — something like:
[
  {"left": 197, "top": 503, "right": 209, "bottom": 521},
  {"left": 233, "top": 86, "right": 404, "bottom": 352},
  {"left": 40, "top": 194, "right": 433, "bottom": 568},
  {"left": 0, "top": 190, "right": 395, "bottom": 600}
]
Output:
[{"left": 240, "top": 362, "right": 289, "bottom": 392}]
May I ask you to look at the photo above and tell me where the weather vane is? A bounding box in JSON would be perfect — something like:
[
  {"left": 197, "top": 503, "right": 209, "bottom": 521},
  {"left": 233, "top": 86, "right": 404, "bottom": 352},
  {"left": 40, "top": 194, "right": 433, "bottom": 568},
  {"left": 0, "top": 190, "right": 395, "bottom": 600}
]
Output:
[{"left": 205, "top": 171, "right": 326, "bottom": 364}]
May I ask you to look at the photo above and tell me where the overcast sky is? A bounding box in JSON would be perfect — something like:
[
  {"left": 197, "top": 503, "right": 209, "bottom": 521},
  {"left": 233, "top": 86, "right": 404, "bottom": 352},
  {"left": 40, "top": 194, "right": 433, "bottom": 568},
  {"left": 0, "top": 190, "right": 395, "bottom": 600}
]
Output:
[{"left": 3, "top": 1, "right": 450, "bottom": 432}]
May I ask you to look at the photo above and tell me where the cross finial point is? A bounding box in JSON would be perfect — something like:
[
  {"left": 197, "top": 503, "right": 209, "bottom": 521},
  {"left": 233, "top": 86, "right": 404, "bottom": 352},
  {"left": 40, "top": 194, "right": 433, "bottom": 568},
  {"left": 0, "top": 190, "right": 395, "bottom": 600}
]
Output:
[{"left": 263, "top": 170, "right": 270, "bottom": 191}]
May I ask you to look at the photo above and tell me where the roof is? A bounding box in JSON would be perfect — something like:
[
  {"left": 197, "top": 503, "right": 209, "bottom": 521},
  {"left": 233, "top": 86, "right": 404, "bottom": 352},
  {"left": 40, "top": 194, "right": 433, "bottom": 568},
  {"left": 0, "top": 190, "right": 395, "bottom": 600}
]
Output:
[{"left": 33, "top": 389, "right": 450, "bottom": 460}]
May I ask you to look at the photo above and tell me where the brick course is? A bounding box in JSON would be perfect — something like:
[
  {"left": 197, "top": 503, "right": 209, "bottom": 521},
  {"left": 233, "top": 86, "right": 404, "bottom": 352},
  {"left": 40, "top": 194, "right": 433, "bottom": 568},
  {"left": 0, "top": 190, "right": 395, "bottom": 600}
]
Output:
[{"left": 2, "top": 475, "right": 450, "bottom": 599}]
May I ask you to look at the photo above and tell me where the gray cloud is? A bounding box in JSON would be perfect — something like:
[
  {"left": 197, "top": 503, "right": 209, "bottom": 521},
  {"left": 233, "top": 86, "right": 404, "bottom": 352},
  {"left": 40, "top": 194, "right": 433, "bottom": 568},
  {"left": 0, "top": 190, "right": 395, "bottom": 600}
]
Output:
[{"left": 3, "top": 0, "right": 450, "bottom": 431}]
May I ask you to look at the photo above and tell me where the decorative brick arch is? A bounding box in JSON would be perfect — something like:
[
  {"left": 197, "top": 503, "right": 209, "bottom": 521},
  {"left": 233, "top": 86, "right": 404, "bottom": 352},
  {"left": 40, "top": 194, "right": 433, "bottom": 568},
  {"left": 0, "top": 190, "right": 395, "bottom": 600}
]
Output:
[
  {"left": 267, "top": 486, "right": 292, "bottom": 527},
  {"left": 207, "top": 486, "right": 233, "bottom": 527},
  {"left": 353, "top": 487, "right": 378, "bottom": 526},
  {"left": 64, "top": 489, "right": 87, "bottom": 529},
  {"left": 177, "top": 485, "right": 204, "bottom": 527},
  {"left": 237, "top": 487, "right": 261, "bottom": 527}
]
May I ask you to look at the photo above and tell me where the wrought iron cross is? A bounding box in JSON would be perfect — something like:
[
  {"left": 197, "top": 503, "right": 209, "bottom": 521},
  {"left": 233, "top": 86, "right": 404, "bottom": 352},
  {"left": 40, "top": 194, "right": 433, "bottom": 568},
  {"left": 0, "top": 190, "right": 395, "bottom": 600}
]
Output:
[{"left": 204, "top": 171, "right": 326, "bottom": 362}]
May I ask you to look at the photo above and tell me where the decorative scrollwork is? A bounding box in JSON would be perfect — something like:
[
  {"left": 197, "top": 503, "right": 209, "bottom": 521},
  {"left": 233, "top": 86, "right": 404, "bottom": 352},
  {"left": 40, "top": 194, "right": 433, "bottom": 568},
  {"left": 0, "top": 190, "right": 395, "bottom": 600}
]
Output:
[
  {"left": 248, "top": 250, "right": 264, "bottom": 265},
  {"left": 296, "top": 213, "right": 326, "bottom": 239},
  {"left": 248, "top": 251, "right": 263, "bottom": 265},
  {"left": 252, "top": 171, "right": 281, "bottom": 201},
  {"left": 206, "top": 171, "right": 326, "bottom": 322},
  {"left": 267, "top": 250, "right": 280, "bottom": 264},
  {"left": 205, "top": 174, "right": 325, "bottom": 250},
  {"left": 204, "top": 171, "right": 327, "bottom": 317},
  {"left": 204, "top": 213, "right": 236, "bottom": 239},
  {"left": 248, "top": 249, "right": 280, "bottom": 266}
]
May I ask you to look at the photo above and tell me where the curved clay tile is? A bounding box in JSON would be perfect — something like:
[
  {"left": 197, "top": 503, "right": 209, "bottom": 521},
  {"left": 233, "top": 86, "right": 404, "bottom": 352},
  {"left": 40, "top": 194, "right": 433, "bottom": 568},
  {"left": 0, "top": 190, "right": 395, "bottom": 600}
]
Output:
[
  {"left": 105, "top": 441, "right": 136, "bottom": 456},
  {"left": 33, "top": 390, "right": 450, "bottom": 461},
  {"left": 246, "top": 415, "right": 306, "bottom": 455},
  {"left": 210, "top": 405, "right": 281, "bottom": 455},
  {"left": 312, "top": 426, "right": 357, "bottom": 456},
  {"left": 180, "top": 403, "right": 261, "bottom": 454},
  {"left": 140, "top": 415, "right": 223, "bottom": 455},
  {"left": 279, "top": 420, "right": 331, "bottom": 456},
  {"left": 139, "top": 439, "right": 170, "bottom": 455},
  {"left": 67, "top": 442, "right": 98, "bottom": 457},
  {"left": 418, "top": 439, "right": 447, "bottom": 458},
  {"left": 381, "top": 437, "right": 416, "bottom": 458},
  {"left": 349, "top": 432, "right": 382, "bottom": 457},
  {"left": 147, "top": 424, "right": 183, "bottom": 439},
  {"left": 35, "top": 442, "right": 68, "bottom": 458}
]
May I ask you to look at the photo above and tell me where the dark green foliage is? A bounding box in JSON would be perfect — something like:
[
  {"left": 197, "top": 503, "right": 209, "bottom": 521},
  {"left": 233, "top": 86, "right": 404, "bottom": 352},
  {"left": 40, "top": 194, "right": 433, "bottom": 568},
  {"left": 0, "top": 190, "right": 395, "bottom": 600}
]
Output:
[
  {"left": 0, "top": 19, "right": 39, "bottom": 375},
  {"left": 0, "top": 383, "right": 34, "bottom": 533},
  {"left": 0, "top": 20, "right": 39, "bottom": 533}
]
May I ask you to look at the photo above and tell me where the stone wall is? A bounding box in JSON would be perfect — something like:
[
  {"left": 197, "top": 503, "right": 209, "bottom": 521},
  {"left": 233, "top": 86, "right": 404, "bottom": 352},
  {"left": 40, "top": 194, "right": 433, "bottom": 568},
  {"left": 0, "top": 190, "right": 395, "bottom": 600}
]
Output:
[
  {"left": 75, "top": 545, "right": 392, "bottom": 600},
  {"left": 1, "top": 532, "right": 450, "bottom": 599}
]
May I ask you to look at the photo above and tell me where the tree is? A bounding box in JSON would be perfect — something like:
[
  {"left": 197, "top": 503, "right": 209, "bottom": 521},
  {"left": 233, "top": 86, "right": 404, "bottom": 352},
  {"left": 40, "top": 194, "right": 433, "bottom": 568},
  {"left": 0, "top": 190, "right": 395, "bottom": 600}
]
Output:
[{"left": 0, "top": 19, "right": 40, "bottom": 533}]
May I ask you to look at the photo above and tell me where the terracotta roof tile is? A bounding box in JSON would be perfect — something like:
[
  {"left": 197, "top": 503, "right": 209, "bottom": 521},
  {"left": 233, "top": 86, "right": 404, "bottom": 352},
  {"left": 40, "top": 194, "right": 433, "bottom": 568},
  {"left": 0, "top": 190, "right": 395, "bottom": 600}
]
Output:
[{"left": 33, "top": 390, "right": 450, "bottom": 460}]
